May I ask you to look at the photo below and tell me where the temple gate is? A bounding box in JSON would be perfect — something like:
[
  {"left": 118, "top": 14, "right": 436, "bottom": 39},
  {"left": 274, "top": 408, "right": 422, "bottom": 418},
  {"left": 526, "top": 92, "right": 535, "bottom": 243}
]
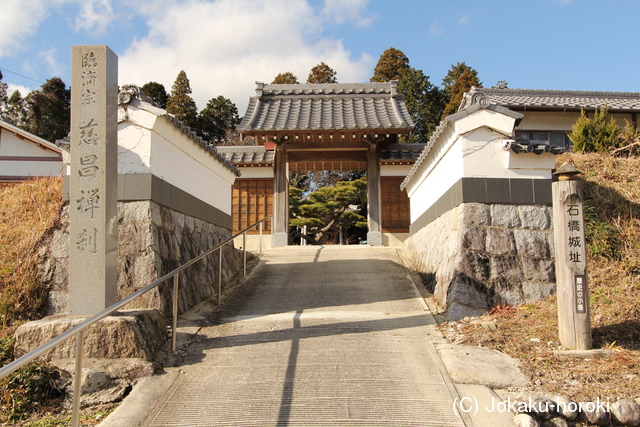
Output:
[{"left": 219, "top": 81, "right": 421, "bottom": 247}]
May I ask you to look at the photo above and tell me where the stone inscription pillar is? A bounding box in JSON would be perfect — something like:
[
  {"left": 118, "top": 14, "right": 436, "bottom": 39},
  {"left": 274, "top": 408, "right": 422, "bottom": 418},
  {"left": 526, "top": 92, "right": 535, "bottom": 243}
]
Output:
[
  {"left": 69, "top": 45, "right": 118, "bottom": 315},
  {"left": 552, "top": 164, "right": 592, "bottom": 350},
  {"left": 367, "top": 143, "right": 382, "bottom": 246},
  {"left": 273, "top": 142, "right": 289, "bottom": 247}
]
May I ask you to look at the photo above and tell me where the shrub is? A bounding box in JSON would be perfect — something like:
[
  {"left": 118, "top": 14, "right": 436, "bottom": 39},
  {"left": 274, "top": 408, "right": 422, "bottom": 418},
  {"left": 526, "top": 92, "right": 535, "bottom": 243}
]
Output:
[{"left": 569, "top": 106, "right": 621, "bottom": 153}]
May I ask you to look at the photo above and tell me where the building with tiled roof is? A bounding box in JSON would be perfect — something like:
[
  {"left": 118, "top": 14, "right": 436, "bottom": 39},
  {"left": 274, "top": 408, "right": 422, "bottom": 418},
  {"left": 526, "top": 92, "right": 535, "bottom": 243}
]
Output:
[
  {"left": 239, "top": 82, "right": 414, "bottom": 139},
  {"left": 460, "top": 87, "right": 640, "bottom": 149},
  {"left": 233, "top": 81, "right": 419, "bottom": 247},
  {"left": 0, "top": 119, "right": 64, "bottom": 184}
]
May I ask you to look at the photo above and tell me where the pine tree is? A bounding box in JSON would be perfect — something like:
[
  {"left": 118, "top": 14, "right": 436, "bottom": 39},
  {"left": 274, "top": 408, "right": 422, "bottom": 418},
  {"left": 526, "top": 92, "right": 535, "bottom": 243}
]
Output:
[
  {"left": 370, "top": 47, "right": 410, "bottom": 83},
  {"left": 290, "top": 178, "right": 367, "bottom": 245},
  {"left": 272, "top": 72, "right": 299, "bottom": 84},
  {"left": 166, "top": 70, "right": 198, "bottom": 128},
  {"left": 442, "top": 68, "right": 481, "bottom": 117},
  {"left": 307, "top": 62, "right": 337, "bottom": 84},
  {"left": 141, "top": 81, "right": 168, "bottom": 109}
]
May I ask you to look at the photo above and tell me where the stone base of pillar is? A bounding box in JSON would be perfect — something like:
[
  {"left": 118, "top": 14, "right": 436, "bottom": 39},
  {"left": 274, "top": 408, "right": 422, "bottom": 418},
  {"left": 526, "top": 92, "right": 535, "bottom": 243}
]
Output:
[
  {"left": 273, "top": 232, "right": 289, "bottom": 247},
  {"left": 367, "top": 231, "right": 383, "bottom": 246}
]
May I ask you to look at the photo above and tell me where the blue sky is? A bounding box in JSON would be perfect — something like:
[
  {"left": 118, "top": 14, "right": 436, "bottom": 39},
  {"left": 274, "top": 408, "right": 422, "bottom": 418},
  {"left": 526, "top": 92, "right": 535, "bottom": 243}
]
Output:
[{"left": 1, "top": 0, "right": 638, "bottom": 115}]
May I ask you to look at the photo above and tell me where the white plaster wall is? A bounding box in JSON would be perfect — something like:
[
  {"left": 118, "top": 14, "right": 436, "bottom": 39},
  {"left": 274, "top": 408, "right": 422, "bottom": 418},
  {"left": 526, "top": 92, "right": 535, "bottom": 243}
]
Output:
[
  {"left": 516, "top": 111, "right": 582, "bottom": 131},
  {"left": 0, "top": 130, "right": 61, "bottom": 157},
  {"left": 506, "top": 151, "right": 556, "bottom": 174},
  {"left": 237, "top": 166, "right": 274, "bottom": 179},
  {"left": 0, "top": 160, "right": 65, "bottom": 177},
  {"left": 117, "top": 106, "right": 237, "bottom": 216},
  {"left": 462, "top": 130, "right": 553, "bottom": 179},
  {"left": 405, "top": 107, "right": 557, "bottom": 224},
  {"left": 380, "top": 164, "right": 412, "bottom": 177},
  {"left": 454, "top": 108, "right": 515, "bottom": 136},
  {"left": 406, "top": 131, "right": 463, "bottom": 223},
  {"left": 0, "top": 129, "right": 63, "bottom": 177},
  {"left": 516, "top": 111, "right": 638, "bottom": 132},
  {"left": 151, "top": 119, "right": 236, "bottom": 215},
  {"left": 117, "top": 122, "right": 152, "bottom": 174}
]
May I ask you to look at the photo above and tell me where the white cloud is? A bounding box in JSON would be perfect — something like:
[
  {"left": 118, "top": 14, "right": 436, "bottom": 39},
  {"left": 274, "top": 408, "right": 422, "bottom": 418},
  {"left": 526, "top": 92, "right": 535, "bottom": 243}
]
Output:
[
  {"left": 72, "top": 0, "right": 115, "bottom": 34},
  {"left": 429, "top": 21, "right": 443, "bottom": 37},
  {"left": 457, "top": 15, "right": 469, "bottom": 25},
  {"left": 120, "top": 0, "right": 373, "bottom": 114},
  {"left": 322, "top": 0, "right": 374, "bottom": 27},
  {"left": 0, "top": 0, "right": 51, "bottom": 56},
  {"left": 39, "top": 48, "right": 66, "bottom": 77},
  {"left": 7, "top": 83, "right": 32, "bottom": 97}
]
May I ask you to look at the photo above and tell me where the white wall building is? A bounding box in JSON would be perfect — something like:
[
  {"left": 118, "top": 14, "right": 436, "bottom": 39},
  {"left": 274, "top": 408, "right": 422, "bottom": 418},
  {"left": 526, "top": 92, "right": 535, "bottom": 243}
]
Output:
[
  {"left": 460, "top": 88, "right": 640, "bottom": 150},
  {"left": 0, "top": 119, "right": 64, "bottom": 184}
]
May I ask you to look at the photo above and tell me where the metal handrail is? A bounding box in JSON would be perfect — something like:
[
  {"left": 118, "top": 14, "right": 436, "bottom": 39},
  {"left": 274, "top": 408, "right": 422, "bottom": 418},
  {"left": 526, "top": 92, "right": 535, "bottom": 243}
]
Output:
[{"left": 0, "top": 215, "right": 272, "bottom": 426}]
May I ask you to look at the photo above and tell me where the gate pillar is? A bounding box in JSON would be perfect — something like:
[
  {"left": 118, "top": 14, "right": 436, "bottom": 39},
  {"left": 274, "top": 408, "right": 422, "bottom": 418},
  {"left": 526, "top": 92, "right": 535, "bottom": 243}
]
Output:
[
  {"left": 273, "top": 142, "right": 289, "bottom": 247},
  {"left": 367, "top": 143, "right": 382, "bottom": 245}
]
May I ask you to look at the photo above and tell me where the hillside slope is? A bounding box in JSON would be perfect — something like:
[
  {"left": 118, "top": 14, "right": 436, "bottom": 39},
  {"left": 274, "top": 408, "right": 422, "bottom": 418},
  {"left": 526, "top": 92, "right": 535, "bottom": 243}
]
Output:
[
  {"left": 0, "top": 177, "right": 63, "bottom": 331},
  {"left": 441, "top": 152, "right": 640, "bottom": 403}
]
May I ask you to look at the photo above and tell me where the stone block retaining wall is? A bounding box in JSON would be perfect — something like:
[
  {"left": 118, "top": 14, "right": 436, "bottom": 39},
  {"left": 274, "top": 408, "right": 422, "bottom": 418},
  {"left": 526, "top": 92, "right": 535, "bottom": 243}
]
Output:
[
  {"left": 40, "top": 200, "right": 244, "bottom": 317},
  {"left": 405, "top": 202, "right": 556, "bottom": 320}
]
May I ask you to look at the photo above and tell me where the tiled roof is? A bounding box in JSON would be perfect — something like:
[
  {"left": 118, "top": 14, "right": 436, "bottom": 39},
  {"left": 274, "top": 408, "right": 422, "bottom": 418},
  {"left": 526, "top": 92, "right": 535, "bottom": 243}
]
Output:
[
  {"left": 378, "top": 144, "right": 425, "bottom": 163},
  {"left": 460, "top": 87, "right": 640, "bottom": 111},
  {"left": 239, "top": 82, "right": 415, "bottom": 133},
  {"left": 216, "top": 146, "right": 274, "bottom": 165},
  {"left": 504, "top": 139, "right": 566, "bottom": 155},
  {"left": 119, "top": 85, "right": 240, "bottom": 176},
  {"left": 215, "top": 143, "right": 423, "bottom": 167}
]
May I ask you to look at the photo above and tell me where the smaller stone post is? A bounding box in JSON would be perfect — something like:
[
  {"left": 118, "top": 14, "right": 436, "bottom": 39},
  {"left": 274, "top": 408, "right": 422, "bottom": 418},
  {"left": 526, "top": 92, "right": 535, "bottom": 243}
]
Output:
[{"left": 552, "top": 163, "right": 592, "bottom": 350}]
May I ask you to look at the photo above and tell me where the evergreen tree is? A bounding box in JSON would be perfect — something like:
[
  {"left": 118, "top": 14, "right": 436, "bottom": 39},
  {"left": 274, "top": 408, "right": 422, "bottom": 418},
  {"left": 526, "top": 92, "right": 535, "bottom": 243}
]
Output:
[
  {"left": 198, "top": 95, "right": 240, "bottom": 143},
  {"left": 0, "top": 71, "right": 8, "bottom": 119},
  {"left": 307, "top": 62, "right": 337, "bottom": 84},
  {"left": 369, "top": 48, "right": 444, "bottom": 142},
  {"left": 442, "top": 62, "right": 481, "bottom": 105},
  {"left": 569, "top": 107, "right": 621, "bottom": 153},
  {"left": 442, "top": 68, "right": 481, "bottom": 117},
  {"left": 290, "top": 178, "right": 367, "bottom": 245},
  {"left": 272, "top": 72, "right": 299, "bottom": 84},
  {"left": 5, "top": 90, "right": 27, "bottom": 126},
  {"left": 141, "top": 81, "right": 168, "bottom": 109},
  {"left": 166, "top": 70, "right": 198, "bottom": 128},
  {"left": 370, "top": 47, "right": 410, "bottom": 83},
  {"left": 398, "top": 68, "right": 445, "bottom": 143},
  {"left": 23, "top": 77, "right": 70, "bottom": 143},
  {"left": 492, "top": 80, "right": 509, "bottom": 89}
]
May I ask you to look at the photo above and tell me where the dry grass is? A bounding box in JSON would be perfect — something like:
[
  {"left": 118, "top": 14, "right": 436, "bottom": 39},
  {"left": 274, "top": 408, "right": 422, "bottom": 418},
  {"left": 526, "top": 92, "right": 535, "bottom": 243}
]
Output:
[
  {"left": 0, "top": 177, "right": 64, "bottom": 332},
  {"left": 440, "top": 152, "right": 640, "bottom": 405}
]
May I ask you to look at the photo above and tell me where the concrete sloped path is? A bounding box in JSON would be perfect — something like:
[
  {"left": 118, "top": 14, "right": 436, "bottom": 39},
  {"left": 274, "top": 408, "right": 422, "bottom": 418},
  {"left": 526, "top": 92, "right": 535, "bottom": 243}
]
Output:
[{"left": 144, "top": 246, "right": 468, "bottom": 427}]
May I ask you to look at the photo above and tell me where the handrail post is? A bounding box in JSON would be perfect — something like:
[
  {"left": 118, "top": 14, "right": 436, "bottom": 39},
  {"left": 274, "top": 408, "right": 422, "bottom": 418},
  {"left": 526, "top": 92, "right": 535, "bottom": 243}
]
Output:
[
  {"left": 172, "top": 274, "right": 179, "bottom": 352},
  {"left": 218, "top": 246, "right": 223, "bottom": 305},
  {"left": 259, "top": 222, "right": 263, "bottom": 256},
  {"left": 243, "top": 232, "right": 247, "bottom": 278},
  {"left": 71, "top": 330, "right": 84, "bottom": 427},
  {"left": 0, "top": 216, "right": 273, "bottom": 387}
]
